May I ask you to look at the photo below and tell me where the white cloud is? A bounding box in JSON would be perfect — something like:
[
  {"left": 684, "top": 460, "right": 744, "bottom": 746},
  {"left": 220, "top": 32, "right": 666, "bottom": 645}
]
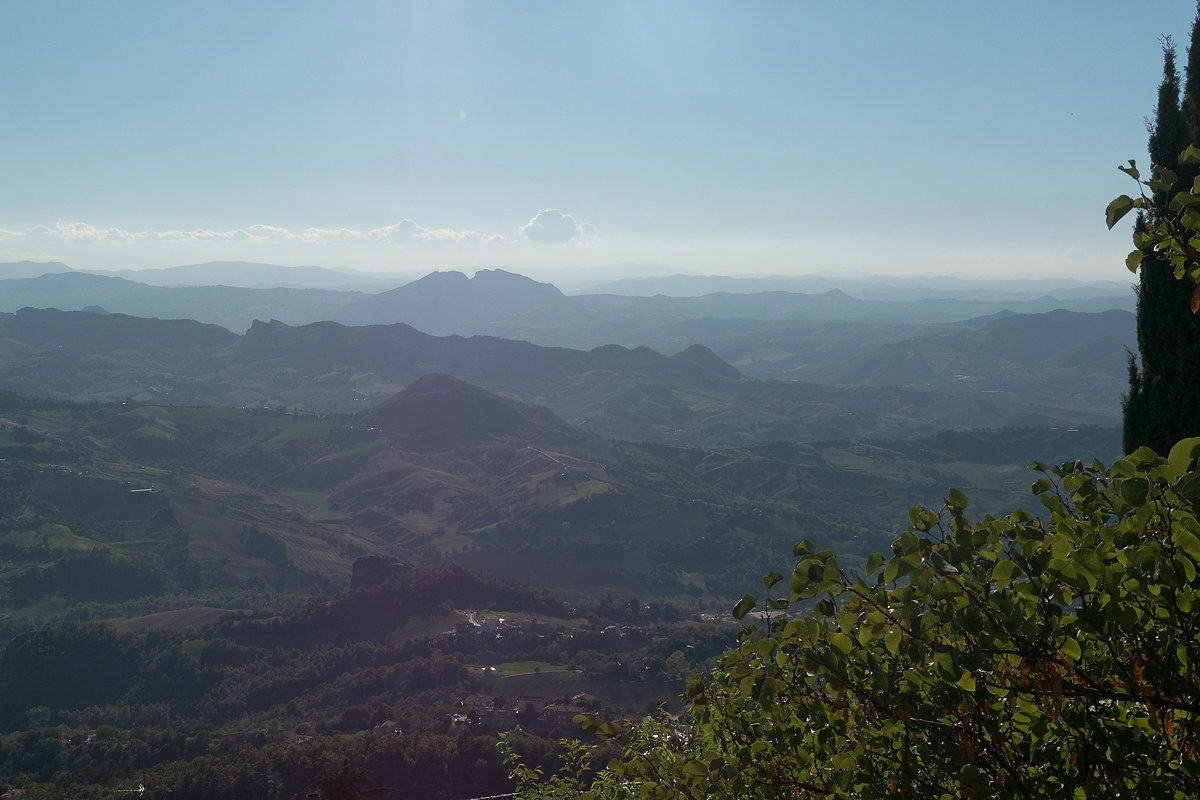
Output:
[
  {"left": 139, "top": 228, "right": 244, "bottom": 242},
  {"left": 298, "top": 227, "right": 364, "bottom": 244},
  {"left": 26, "top": 222, "right": 138, "bottom": 243},
  {"left": 367, "top": 219, "right": 507, "bottom": 245},
  {"left": 0, "top": 218, "right": 512, "bottom": 247},
  {"left": 519, "top": 209, "right": 598, "bottom": 245}
]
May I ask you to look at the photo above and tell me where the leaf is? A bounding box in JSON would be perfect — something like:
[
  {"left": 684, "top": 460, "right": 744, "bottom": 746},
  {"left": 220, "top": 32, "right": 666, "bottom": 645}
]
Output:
[
  {"left": 828, "top": 631, "right": 853, "bottom": 654},
  {"left": 991, "top": 559, "right": 1018, "bottom": 586},
  {"left": 884, "top": 627, "right": 903, "bottom": 655},
  {"left": 732, "top": 594, "right": 757, "bottom": 620},
  {"left": 1180, "top": 144, "right": 1200, "bottom": 165},
  {"left": 1118, "top": 159, "right": 1140, "bottom": 179},
  {"left": 947, "top": 487, "right": 969, "bottom": 511},
  {"left": 1174, "top": 529, "right": 1200, "bottom": 563},
  {"left": 865, "top": 552, "right": 885, "bottom": 575},
  {"left": 1106, "top": 194, "right": 1136, "bottom": 229},
  {"left": 1118, "top": 477, "right": 1149, "bottom": 506},
  {"left": 1168, "top": 437, "right": 1200, "bottom": 478},
  {"left": 1127, "top": 250, "right": 1144, "bottom": 273},
  {"left": 1061, "top": 637, "right": 1082, "bottom": 663},
  {"left": 1151, "top": 166, "right": 1179, "bottom": 191}
]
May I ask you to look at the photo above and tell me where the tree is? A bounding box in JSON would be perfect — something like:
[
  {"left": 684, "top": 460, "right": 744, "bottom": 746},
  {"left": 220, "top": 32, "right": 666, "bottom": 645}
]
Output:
[
  {"left": 563, "top": 445, "right": 1200, "bottom": 799},
  {"left": 314, "top": 758, "right": 372, "bottom": 800},
  {"left": 1122, "top": 11, "right": 1200, "bottom": 455},
  {"left": 499, "top": 732, "right": 595, "bottom": 800}
]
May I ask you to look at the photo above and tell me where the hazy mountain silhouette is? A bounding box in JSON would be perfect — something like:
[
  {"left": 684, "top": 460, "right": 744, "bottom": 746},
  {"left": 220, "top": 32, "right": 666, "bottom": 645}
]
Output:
[
  {"left": 0, "top": 271, "right": 364, "bottom": 331},
  {"left": 0, "top": 260, "right": 74, "bottom": 279},
  {"left": 362, "top": 373, "right": 571, "bottom": 452},
  {"left": 89, "top": 261, "right": 407, "bottom": 291}
]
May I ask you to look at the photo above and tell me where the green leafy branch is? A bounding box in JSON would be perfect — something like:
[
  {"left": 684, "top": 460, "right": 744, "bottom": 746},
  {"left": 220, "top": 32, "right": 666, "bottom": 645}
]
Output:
[
  {"left": 1108, "top": 145, "right": 1200, "bottom": 288},
  {"left": 566, "top": 441, "right": 1200, "bottom": 800}
]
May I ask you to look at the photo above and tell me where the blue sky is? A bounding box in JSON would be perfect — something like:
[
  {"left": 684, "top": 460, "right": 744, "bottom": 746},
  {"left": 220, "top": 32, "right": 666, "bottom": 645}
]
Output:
[{"left": 1, "top": 1, "right": 1196, "bottom": 282}]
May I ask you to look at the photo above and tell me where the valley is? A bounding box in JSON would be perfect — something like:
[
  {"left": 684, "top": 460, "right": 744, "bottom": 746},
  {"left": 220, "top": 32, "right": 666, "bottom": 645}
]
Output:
[{"left": 0, "top": 261, "right": 1131, "bottom": 798}]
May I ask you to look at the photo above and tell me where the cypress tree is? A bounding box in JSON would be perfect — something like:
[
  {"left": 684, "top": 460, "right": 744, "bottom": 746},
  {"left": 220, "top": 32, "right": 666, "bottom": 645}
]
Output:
[{"left": 1124, "top": 12, "right": 1200, "bottom": 454}]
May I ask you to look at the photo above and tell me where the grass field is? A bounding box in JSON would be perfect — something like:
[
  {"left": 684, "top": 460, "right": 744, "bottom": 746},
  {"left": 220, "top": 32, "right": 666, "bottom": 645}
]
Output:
[{"left": 115, "top": 606, "right": 234, "bottom": 632}]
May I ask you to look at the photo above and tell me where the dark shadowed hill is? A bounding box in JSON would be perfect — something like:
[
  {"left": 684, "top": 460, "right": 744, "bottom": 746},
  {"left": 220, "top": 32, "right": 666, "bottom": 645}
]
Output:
[
  {"left": 795, "top": 309, "right": 1135, "bottom": 417},
  {"left": 342, "top": 268, "right": 570, "bottom": 334},
  {"left": 362, "top": 373, "right": 570, "bottom": 452}
]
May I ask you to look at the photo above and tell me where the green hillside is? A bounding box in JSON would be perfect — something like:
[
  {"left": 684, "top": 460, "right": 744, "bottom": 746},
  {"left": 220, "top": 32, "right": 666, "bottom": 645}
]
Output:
[
  {"left": 0, "top": 379, "right": 1119, "bottom": 632},
  {"left": 0, "top": 308, "right": 1111, "bottom": 449}
]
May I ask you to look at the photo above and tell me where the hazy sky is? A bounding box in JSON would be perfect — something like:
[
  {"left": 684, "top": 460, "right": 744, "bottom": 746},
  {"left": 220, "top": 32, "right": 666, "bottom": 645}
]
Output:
[{"left": 1, "top": 1, "right": 1196, "bottom": 282}]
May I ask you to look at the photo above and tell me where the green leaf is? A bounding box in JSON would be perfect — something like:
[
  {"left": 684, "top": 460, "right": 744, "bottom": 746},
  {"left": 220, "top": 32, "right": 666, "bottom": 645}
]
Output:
[
  {"left": 947, "top": 487, "right": 968, "bottom": 511},
  {"left": 1118, "top": 477, "right": 1149, "bottom": 506},
  {"left": 933, "top": 650, "right": 958, "bottom": 680},
  {"left": 991, "top": 559, "right": 1018, "bottom": 586},
  {"left": 1118, "top": 159, "right": 1140, "bottom": 180},
  {"left": 732, "top": 594, "right": 757, "bottom": 620},
  {"left": 761, "top": 571, "right": 783, "bottom": 590},
  {"left": 1174, "top": 529, "right": 1200, "bottom": 563},
  {"left": 828, "top": 631, "right": 853, "bottom": 654},
  {"left": 1106, "top": 194, "right": 1136, "bottom": 229},
  {"left": 1180, "top": 144, "right": 1200, "bottom": 165},
  {"left": 1061, "top": 637, "right": 1082, "bottom": 662},
  {"left": 884, "top": 627, "right": 903, "bottom": 655},
  {"left": 1167, "top": 437, "right": 1200, "bottom": 478},
  {"left": 865, "top": 552, "right": 885, "bottom": 575},
  {"left": 1153, "top": 166, "right": 1179, "bottom": 190},
  {"left": 1126, "top": 249, "right": 1144, "bottom": 272}
]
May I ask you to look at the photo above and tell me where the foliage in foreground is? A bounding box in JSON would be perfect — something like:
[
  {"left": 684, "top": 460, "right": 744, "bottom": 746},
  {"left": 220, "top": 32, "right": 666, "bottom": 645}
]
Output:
[
  {"left": 1113, "top": 26, "right": 1200, "bottom": 456},
  {"left": 528, "top": 441, "right": 1200, "bottom": 799}
]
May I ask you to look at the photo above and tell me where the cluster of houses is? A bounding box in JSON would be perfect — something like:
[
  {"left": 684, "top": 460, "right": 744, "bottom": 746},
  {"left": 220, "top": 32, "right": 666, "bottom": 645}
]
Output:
[
  {"left": 469, "top": 613, "right": 554, "bottom": 637},
  {"left": 461, "top": 613, "right": 647, "bottom": 647},
  {"left": 456, "top": 693, "right": 594, "bottom": 735}
]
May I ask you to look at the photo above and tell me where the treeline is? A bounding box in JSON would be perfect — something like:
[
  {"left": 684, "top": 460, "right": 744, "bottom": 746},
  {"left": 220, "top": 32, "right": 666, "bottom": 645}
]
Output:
[{"left": 0, "top": 724, "right": 511, "bottom": 800}]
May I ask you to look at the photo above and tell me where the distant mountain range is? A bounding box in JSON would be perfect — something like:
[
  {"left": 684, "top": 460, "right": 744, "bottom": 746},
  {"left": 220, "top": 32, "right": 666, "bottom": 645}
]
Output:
[
  {"left": 575, "top": 272, "right": 1136, "bottom": 302},
  {"left": 0, "top": 260, "right": 1134, "bottom": 424},
  {"left": 0, "top": 261, "right": 1134, "bottom": 336},
  {"left": 86, "top": 260, "right": 412, "bottom": 291},
  {"left": 0, "top": 306, "right": 1119, "bottom": 448}
]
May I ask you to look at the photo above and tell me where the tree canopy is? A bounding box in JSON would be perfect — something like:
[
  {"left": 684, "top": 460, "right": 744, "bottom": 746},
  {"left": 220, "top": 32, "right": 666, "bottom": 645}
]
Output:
[
  {"left": 1118, "top": 11, "right": 1200, "bottom": 455},
  {"left": 557, "top": 443, "right": 1200, "bottom": 799}
]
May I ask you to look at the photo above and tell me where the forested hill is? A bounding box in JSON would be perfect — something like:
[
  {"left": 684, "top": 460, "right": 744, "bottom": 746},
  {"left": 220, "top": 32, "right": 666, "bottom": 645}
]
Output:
[{"left": 0, "top": 307, "right": 1114, "bottom": 447}]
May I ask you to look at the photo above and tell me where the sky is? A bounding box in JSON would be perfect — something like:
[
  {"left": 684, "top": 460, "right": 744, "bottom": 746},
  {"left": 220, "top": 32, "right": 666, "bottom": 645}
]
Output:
[{"left": 1, "top": 1, "right": 1198, "bottom": 285}]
